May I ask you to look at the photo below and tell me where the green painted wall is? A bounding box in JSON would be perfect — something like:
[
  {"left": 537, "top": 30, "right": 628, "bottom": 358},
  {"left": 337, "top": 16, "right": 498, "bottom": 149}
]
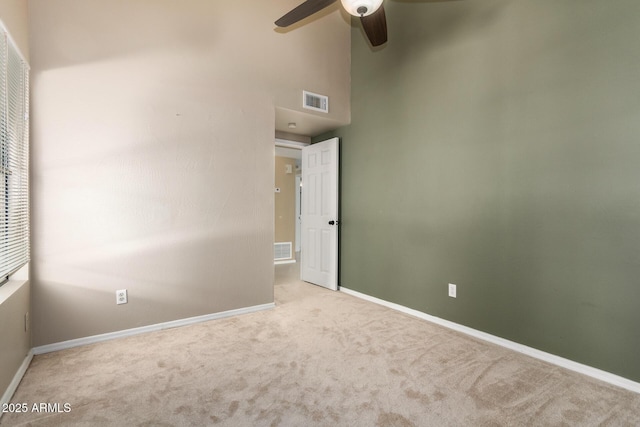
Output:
[{"left": 321, "top": 0, "right": 640, "bottom": 381}]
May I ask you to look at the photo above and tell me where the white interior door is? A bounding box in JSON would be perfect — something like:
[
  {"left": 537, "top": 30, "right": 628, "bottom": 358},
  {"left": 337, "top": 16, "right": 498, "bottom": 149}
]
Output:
[{"left": 301, "top": 137, "right": 339, "bottom": 290}]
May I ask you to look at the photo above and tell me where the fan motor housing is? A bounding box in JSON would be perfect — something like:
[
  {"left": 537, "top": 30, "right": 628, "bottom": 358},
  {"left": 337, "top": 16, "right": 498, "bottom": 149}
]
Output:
[{"left": 341, "top": 0, "right": 383, "bottom": 17}]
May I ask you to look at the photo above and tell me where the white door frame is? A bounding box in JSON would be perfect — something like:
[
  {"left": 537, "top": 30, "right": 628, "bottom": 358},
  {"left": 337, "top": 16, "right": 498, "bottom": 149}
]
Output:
[
  {"left": 295, "top": 175, "right": 302, "bottom": 253},
  {"left": 275, "top": 139, "right": 308, "bottom": 260}
]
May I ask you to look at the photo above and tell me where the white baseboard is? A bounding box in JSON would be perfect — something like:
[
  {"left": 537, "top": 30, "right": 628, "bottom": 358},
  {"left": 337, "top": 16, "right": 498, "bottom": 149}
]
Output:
[
  {"left": 0, "top": 349, "right": 34, "bottom": 416},
  {"left": 33, "top": 302, "right": 275, "bottom": 355},
  {"left": 339, "top": 286, "right": 640, "bottom": 395}
]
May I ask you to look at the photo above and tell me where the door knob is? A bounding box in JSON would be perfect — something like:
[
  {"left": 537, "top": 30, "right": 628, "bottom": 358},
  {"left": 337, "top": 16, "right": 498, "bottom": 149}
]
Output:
[{"left": 328, "top": 220, "right": 340, "bottom": 225}]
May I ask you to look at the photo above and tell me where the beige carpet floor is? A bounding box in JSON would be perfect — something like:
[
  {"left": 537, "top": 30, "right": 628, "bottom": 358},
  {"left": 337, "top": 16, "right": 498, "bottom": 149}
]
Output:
[{"left": 2, "top": 263, "right": 640, "bottom": 426}]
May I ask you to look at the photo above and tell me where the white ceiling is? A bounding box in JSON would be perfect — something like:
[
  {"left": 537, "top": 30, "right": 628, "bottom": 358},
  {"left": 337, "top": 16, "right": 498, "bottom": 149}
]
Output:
[{"left": 275, "top": 106, "right": 348, "bottom": 138}]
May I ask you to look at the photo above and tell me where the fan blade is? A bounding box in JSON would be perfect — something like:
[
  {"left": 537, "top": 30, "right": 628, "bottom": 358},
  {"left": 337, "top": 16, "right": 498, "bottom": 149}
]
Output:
[
  {"left": 360, "top": 4, "right": 387, "bottom": 47},
  {"left": 275, "top": 0, "right": 337, "bottom": 27}
]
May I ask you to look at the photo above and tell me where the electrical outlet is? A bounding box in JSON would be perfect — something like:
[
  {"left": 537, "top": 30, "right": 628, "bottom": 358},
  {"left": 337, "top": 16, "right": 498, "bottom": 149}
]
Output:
[
  {"left": 448, "top": 283, "right": 457, "bottom": 298},
  {"left": 116, "top": 289, "right": 128, "bottom": 305}
]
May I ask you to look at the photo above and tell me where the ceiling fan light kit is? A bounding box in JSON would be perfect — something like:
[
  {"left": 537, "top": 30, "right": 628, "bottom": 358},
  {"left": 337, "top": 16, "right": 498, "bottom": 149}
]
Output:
[
  {"left": 341, "top": 0, "right": 383, "bottom": 17},
  {"left": 275, "top": 0, "right": 389, "bottom": 47}
]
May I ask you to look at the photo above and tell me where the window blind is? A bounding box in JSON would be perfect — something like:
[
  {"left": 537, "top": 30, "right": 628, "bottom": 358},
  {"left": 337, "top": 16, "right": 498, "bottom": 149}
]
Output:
[{"left": 0, "top": 30, "right": 29, "bottom": 284}]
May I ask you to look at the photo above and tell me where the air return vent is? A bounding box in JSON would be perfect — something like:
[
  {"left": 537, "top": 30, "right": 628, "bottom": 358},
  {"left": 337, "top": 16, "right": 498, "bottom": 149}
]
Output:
[
  {"left": 303, "top": 91, "right": 329, "bottom": 113},
  {"left": 274, "top": 242, "right": 293, "bottom": 261}
]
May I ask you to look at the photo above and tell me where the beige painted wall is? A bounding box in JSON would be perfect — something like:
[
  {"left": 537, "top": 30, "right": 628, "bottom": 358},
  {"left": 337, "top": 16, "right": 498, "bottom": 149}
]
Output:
[
  {"left": 0, "top": 280, "right": 30, "bottom": 400},
  {"left": 0, "top": 0, "right": 28, "bottom": 59},
  {"left": 274, "top": 156, "right": 296, "bottom": 254},
  {"left": 28, "top": 0, "right": 350, "bottom": 346},
  {"left": 0, "top": 0, "right": 29, "bottom": 401}
]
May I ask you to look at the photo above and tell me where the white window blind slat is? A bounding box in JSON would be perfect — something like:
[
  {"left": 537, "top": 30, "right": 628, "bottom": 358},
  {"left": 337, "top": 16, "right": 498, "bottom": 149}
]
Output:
[{"left": 0, "top": 30, "right": 29, "bottom": 283}]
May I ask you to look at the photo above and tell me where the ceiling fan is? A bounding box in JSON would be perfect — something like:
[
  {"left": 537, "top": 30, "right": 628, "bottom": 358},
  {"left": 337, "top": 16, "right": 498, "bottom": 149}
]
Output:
[{"left": 275, "top": 0, "right": 388, "bottom": 47}]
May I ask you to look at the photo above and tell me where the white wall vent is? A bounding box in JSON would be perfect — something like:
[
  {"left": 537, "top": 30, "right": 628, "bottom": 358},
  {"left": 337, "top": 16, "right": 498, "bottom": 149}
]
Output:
[
  {"left": 303, "top": 91, "right": 329, "bottom": 113},
  {"left": 274, "top": 242, "right": 293, "bottom": 260}
]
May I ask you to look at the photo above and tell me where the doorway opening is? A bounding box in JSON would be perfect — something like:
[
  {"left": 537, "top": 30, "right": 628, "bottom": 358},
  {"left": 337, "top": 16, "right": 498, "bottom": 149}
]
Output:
[
  {"left": 274, "top": 137, "right": 340, "bottom": 291},
  {"left": 274, "top": 139, "right": 307, "bottom": 266}
]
